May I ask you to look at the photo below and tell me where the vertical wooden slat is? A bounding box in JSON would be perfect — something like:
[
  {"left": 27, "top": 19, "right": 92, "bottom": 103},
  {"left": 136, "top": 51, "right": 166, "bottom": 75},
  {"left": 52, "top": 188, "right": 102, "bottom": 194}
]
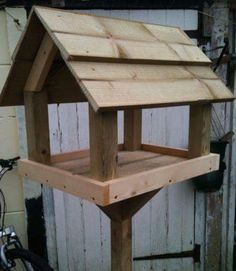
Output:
[
  {"left": 89, "top": 105, "right": 118, "bottom": 181},
  {"left": 24, "top": 91, "right": 51, "bottom": 163},
  {"left": 124, "top": 109, "right": 142, "bottom": 151},
  {"left": 188, "top": 104, "right": 211, "bottom": 158}
]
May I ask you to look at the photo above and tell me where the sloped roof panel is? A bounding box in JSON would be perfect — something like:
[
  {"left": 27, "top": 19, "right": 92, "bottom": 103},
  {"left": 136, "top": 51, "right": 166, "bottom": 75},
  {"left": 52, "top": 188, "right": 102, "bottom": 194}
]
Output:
[
  {"left": 0, "top": 6, "right": 234, "bottom": 110},
  {"left": 35, "top": 7, "right": 210, "bottom": 64},
  {"left": 66, "top": 61, "right": 233, "bottom": 111}
]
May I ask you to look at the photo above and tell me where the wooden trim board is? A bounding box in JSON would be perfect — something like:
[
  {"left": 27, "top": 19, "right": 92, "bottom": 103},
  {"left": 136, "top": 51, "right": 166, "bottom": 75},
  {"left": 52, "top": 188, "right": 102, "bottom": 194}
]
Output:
[
  {"left": 19, "top": 159, "right": 108, "bottom": 205},
  {"left": 50, "top": 144, "right": 188, "bottom": 164},
  {"left": 19, "top": 153, "right": 219, "bottom": 206},
  {"left": 51, "top": 144, "right": 124, "bottom": 164},
  {"left": 107, "top": 153, "right": 219, "bottom": 203},
  {"left": 141, "top": 144, "right": 188, "bottom": 158},
  {"left": 51, "top": 149, "right": 90, "bottom": 164}
]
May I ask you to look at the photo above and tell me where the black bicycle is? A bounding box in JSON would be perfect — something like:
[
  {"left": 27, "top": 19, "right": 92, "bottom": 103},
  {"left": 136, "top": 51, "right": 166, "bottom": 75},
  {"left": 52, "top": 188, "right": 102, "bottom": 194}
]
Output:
[{"left": 0, "top": 157, "right": 53, "bottom": 271}]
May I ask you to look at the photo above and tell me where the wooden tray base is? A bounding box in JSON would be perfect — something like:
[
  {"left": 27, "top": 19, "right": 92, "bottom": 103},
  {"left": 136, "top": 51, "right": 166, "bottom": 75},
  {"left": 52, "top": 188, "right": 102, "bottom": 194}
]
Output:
[{"left": 18, "top": 144, "right": 219, "bottom": 206}]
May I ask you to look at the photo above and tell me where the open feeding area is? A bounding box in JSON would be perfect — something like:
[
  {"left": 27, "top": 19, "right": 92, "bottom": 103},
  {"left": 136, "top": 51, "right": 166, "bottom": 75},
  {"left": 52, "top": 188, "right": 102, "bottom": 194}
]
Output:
[{"left": 19, "top": 144, "right": 219, "bottom": 206}]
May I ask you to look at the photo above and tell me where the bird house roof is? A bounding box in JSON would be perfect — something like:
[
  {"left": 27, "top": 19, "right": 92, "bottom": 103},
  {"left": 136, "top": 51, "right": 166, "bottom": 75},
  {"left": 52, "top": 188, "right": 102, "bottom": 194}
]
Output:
[{"left": 0, "top": 6, "right": 234, "bottom": 111}]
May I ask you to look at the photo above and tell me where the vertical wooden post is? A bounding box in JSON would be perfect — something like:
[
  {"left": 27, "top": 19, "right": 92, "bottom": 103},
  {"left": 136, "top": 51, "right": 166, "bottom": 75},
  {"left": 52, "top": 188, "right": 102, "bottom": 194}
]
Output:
[
  {"left": 24, "top": 91, "right": 50, "bottom": 257},
  {"left": 117, "top": 109, "right": 141, "bottom": 270},
  {"left": 124, "top": 109, "right": 142, "bottom": 151},
  {"left": 24, "top": 91, "right": 51, "bottom": 163},
  {"left": 89, "top": 106, "right": 118, "bottom": 181},
  {"left": 89, "top": 106, "right": 133, "bottom": 271},
  {"left": 22, "top": 33, "right": 57, "bottom": 260},
  {"left": 111, "top": 219, "right": 132, "bottom": 271},
  {"left": 188, "top": 104, "right": 211, "bottom": 158},
  {"left": 189, "top": 104, "right": 213, "bottom": 270}
]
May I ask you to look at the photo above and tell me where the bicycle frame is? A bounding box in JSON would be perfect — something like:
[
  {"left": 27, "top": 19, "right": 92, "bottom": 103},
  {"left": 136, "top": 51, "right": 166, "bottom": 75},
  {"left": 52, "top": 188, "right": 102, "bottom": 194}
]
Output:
[
  {"left": 0, "top": 159, "right": 29, "bottom": 271},
  {"left": 0, "top": 225, "right": 23, "bottom": 270},
  {"left": 0, "top": 157, "right": 52, "bottom": 271}
]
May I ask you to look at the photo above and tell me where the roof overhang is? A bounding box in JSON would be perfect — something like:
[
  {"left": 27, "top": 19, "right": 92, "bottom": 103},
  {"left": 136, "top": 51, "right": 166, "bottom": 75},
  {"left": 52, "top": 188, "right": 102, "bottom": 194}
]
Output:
[{"left": 0, "top": 6, "right": 234, "bottom": 111}]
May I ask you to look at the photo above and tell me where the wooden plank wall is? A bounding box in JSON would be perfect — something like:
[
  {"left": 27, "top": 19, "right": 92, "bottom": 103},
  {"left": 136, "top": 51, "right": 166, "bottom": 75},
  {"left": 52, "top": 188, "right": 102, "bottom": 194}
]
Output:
[
  {"left": 0, "top": 7, "right": 28, "bottom": 249},
  {"left": 203, "top": 2, "right": 234, "bottom": 271},
  {"left": 48, "top": 9, "right": 197, "bottom": 271}
]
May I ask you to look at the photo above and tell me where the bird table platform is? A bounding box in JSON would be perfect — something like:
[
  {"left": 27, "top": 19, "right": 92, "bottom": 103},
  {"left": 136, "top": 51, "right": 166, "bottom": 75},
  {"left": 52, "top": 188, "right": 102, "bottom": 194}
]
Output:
[{"left": 0, "top": 6, "right": 234, "bottom": 271}]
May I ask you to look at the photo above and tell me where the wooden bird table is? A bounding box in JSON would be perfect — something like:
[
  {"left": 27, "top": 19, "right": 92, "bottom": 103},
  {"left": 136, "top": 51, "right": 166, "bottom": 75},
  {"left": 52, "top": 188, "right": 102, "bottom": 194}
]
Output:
[{"left": 0, "top": 6, "right": 234, "bottom": 271}]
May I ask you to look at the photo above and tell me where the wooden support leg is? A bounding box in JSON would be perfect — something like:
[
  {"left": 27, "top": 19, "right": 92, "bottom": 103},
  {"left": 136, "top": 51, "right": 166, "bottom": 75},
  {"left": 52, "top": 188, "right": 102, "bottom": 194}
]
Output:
[
  {"left": 124, "top": 109, "right": 142, "bottom": 151},
  {"left": 89, "top": 107, "right": 157, "bottom": 271},
  {"left": 188, "top": 104, "right": 211, "bottom": 158},
  {"left": 111, "top": 218, "right": 132, "bottom": 271},
  {"left": 24, "top": 91, "right": 51, "bottom": 163},
  {"left": 189, "top": 104, "right": 215, "bottom": 269},
  {"left": 100, "top": 189, "right": 159, "bottom": 222},
  {"left": 24, "top": 91, "right": 50, "bottom": 257},
  {"left": 89, "top": 105, "right": 118, "bottom": 181}
]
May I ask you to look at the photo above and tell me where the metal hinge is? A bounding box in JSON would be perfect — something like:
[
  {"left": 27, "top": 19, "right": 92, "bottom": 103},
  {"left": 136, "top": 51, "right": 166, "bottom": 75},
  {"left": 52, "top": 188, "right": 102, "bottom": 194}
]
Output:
[{"left": 133, "top": 244, "right": 201, "bottom": 263}]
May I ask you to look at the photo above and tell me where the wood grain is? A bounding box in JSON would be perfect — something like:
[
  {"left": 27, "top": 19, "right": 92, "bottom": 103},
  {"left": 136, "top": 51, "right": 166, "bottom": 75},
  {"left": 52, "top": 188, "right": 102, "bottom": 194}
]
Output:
[
  {"left": 107, "top": 153, "right": 219, "bottom": 204},
  {"left": 141, "top": 144, "right": 188, "bottom": 158},
  {"left": 188, "top": 104, "right": 211, "bottom": 158},
  {"left": 50, "top": 144, "right": 124, "bottom": 164},
  {"left": 24, "top": 91, "right": 51, "bottom": 164},
  {"left": 18, "top": 151, "right": 219, "bottom": 206},
  {"left": 70, "top": 61, "right": 194, "bottom": 81},
  {"left": 111, "top": 219, "right": 132, "bottom": 271},
  {"left": 24, "top": 33, "right": 58, "bottom": 92},
  {"left": 81, "top": 78, "right": 234, "bottom": 112},
  {"left": 35, "top": 6, "right": 210, "bottom": 65},
  {"left": 53, "top": 32, "right": 209, "bottom": 64},
  {"left": 1, "top": 7, "right": 234, "bottom": 109},
  {"left": 18, "top": 159, "right": 107, "bottom": 205},
  {"left": 35, "top": 6, "right": 192, "bottom": 45},
  {"left": 124, "top": 109, "right": 142, "bottom": 151},
  {"left": 89, "top": 106, "right": 118, "bottom": 181}
]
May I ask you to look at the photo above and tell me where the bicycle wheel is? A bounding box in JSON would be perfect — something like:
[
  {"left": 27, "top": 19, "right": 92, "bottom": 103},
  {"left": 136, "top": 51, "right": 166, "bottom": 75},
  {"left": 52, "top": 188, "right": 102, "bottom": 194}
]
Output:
[{"left": 5, "top": 248, "right": 53, "bottom": 271}]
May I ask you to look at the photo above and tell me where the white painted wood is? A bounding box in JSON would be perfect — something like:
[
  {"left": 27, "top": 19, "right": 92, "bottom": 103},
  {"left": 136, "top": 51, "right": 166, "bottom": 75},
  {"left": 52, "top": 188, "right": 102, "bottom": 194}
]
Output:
[
  {"left": 224, "top": 70, "right": 236, "bottom": 271},
  {"left": 220, "top": 27, "right": 235, "bottom": 271},
  {"left": 0, "top": 5, "right": 30, "bottom": 253},
  {"left": 133, "top": 203, "right": 152, "bottom": 271},
  {"left": 0, "top": 10, "right": 11, "bottom": 65},
  {"left": 184, "top": 10, "right": 198, "bottom": 31},
  {"left": 204, "top": 3, "right": 232, "bottom": 271},
  {"left": 219, "top": 20, "right": 236, "bottom": 270},
  {"left": 5, "top": 8, "right": 26, "bottom": 56}
]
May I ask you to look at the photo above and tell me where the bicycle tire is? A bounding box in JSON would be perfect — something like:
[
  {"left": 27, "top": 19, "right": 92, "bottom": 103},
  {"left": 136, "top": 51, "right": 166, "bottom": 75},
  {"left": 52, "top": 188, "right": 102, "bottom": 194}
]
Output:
[{"left": 5, "top": 248, "right": 53, "bottom": 271}]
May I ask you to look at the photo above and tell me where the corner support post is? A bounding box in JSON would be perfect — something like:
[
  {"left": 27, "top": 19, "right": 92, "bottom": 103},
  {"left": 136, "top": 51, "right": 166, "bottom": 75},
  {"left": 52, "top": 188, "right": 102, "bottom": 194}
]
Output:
[
  {"left": 24, "top": 91, "right": 51, "bottom": 163},
  {"left": 124, "top": 109, "right": 142, "bottom": 151},
  {"left": 89, "top": 106, "right": 118, "bottom": 181},
  {"left": 189, "top": 104, "right": 211, "bottom": 158},
  {"left": 89, "top": 106, "right": 158, "bottom": 270}
]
